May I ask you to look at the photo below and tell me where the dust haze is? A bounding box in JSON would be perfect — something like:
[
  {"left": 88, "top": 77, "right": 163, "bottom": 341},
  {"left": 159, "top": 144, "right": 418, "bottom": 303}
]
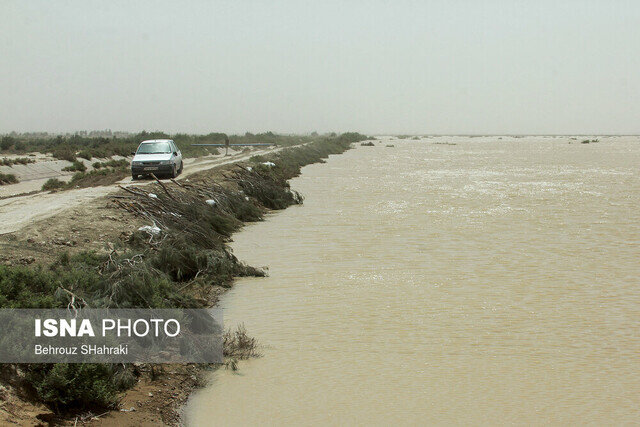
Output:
[{"left": 1, "top": 0, "right": 639, "bottom": 134}]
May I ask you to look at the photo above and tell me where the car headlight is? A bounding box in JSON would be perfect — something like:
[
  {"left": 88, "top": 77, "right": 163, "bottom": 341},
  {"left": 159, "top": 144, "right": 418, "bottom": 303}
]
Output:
[
  {"left": 132, "top": 161, "right": 142, "bottom": 165},
  {"left": 157, "top": 160, "right": 170, "bottom": 165}
]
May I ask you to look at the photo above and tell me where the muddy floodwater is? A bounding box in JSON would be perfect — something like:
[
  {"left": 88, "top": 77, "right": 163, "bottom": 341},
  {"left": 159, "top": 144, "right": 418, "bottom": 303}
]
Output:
[{"left": 186, "top": 136, "right": 639, "bottom": 425}]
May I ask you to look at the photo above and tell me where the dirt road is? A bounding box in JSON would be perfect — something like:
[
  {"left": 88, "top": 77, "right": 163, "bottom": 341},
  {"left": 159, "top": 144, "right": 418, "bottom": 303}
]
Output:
[{"left": 0, "top": 147, "right": 279, "bottom": 235}]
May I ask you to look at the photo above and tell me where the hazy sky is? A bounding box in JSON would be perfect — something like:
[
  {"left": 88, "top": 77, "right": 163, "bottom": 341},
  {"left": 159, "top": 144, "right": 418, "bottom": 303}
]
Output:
[{"left": 1, "top": 1, "right": 639, "bottom": 134}]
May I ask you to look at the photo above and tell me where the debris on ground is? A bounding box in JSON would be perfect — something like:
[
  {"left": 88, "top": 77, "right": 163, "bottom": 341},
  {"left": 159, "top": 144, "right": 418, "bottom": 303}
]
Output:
[{"left": 138, "top": 224, "right": 161, "bottom": 235}]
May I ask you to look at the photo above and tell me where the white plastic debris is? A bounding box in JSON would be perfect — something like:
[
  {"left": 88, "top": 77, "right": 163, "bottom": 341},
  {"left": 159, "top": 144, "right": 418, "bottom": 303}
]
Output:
[
  {"left": 261, "top": 161, "right": 276, "bottom": 167},
  {"left": 206, "top": 199, "right": 216, "bottom": 206},
  {"left": 246, "top": 166, "right": 252, "bottom": 171},
  {"left": 245, "top": 196, "right": 250, "bottom": 201},
  {"left": 148, "top": 193, "right": 158, "bottom": 199},
  {"left": 138, "top": 224, "right": 161, "bottom": 235}
]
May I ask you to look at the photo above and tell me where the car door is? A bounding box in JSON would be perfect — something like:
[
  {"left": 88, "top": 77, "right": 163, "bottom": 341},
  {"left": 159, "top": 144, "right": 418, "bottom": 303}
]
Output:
[
  {"left": 174, "top": 141, "right": 182, "bottom": 167},
  {"left": 170, "top": 141, "right": 181, "bottom": 168}
]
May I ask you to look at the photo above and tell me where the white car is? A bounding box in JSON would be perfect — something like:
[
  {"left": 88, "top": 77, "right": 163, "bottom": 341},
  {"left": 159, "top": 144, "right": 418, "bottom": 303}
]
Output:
[{"left": 131, "top": 139, "right": 183, "bottom": 180}]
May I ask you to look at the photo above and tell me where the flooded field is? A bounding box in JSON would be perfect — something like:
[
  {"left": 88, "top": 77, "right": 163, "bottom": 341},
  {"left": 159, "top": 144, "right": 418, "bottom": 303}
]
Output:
[{"left": 186, "top": 136, "right": 639, "bottom": 425}]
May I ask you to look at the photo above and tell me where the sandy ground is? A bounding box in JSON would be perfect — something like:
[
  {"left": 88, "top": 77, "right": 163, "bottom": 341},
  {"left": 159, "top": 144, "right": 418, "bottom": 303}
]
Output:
[
  {"left": 0, "top": 155, "right": 102, "bottom": 198},
  {"left": 0, "top": 147, "right": 279, "bottom": 235}
]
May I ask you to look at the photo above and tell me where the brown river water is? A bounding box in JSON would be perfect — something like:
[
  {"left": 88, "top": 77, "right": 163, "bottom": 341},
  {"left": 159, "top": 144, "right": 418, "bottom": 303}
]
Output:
[{"left": 185, "top": 136, "right": 639, "bottom": 425}]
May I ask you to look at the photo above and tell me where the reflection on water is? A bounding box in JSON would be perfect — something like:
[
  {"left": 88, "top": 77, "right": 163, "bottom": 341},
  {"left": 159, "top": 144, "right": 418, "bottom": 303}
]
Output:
[{"left": 186, "top": 136, "right": 640, "bottom": 425}]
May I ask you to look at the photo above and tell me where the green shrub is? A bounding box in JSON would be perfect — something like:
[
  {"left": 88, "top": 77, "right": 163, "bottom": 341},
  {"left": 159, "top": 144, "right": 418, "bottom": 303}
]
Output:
[
  {"left": 0, "top": 265, "right": 64, "bottom": 308},
  {"left": 42, "top": 178, "right": 66, "bottom": 191},
  {"left": 15, "top": 157, "right": 33, "bottom": 165},
  {"left": 0, "top": 172, "right": 18, "bottom": 185},
  {"left": 62, "top": 160, "right": 87, "bottom": 172},
  {"left": 0, "top": 250, "right": 196, "bottom": 311},
  {"left": 235, "top": 169, "right": 303, "bottom": 210},
  {"left": 77, "top": 150, "right": 93, "bottom": 160},
  {"left": 52, "top": 145, "right": 77, "bottom": 162},
  {"left": 249, "top": 155, "right": 268, "bottom": 163},
  {"left": 24, "top": 363, "right": 133, "bottom": 412}
]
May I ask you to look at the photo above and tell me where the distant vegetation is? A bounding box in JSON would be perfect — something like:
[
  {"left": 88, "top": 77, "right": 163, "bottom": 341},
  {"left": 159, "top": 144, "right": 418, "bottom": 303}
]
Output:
[{"left": 0, "top": 131, "right": 343, "bottom": 162}]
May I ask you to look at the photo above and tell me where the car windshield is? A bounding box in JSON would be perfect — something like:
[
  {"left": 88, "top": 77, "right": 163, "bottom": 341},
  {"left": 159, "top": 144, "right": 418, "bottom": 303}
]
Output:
[{"left": 137, "top": 142, "right": 172, "bottom": 154}]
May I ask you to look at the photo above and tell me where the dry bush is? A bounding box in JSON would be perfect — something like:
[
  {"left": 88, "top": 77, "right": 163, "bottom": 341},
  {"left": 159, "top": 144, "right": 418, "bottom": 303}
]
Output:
[{"left": 223, "top": 324, "right": 260, "bottom": 359}]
